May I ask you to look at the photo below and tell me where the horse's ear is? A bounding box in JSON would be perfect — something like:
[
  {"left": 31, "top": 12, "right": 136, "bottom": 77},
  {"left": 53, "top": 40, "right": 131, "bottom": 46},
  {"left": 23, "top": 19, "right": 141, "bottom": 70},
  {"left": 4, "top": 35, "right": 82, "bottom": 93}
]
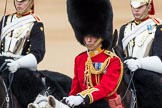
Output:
[
  {"left": 112, "top": 29, "right": 118, "bottom": 48},
  {"left": 48, "top": 95, "right": 56, "bottom": 108},
  {"left": 27, "top": 103, "right": 37, "bottom": 108}
]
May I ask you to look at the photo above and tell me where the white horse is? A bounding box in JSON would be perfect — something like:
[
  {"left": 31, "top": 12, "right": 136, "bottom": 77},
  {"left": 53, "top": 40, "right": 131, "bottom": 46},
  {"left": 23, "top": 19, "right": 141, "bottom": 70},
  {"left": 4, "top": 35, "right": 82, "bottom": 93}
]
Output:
[{"left": 28, "top": 94, "right": 70, "bottom": 108}]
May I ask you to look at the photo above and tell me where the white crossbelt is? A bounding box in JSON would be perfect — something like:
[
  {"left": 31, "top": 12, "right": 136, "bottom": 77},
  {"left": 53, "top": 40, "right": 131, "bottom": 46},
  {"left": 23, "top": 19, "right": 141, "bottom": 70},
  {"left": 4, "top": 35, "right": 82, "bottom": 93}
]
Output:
[
  {"left": 122, "top": 19, "right": 154, "bottom": 50},
  {"left": 1, "top": 14, "right": 36, "bottom": 41}
]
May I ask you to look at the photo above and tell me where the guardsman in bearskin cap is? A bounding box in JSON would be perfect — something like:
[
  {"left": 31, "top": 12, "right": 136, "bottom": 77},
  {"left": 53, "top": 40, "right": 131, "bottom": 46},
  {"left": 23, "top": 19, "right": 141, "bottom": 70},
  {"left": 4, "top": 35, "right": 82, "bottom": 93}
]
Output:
[
  {"left": 0, "top": 0, "right": 45, "bottom": 73},
  {"left": 64, "top": 0, "right": 124, "bottom": 108},
  {"left": 118, "top": 0, "right": 162, "bottom": 107}
]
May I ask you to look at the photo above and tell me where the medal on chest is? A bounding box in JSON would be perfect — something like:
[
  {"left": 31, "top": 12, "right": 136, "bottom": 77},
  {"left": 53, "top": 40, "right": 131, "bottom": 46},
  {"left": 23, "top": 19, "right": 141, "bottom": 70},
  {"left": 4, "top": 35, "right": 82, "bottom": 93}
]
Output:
[{"left": 84, "top": 56, "right": 109, "bottom": 88}]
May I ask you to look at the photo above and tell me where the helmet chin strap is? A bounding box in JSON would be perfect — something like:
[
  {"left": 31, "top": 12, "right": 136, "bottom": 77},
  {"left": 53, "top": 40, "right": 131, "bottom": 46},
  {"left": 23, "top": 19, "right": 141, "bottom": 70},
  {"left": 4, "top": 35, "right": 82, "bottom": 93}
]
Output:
[
  {"left": 135, "top": 4, "right": 150, "bottom": 23},
  {"left": 85, "top": 38, "right": 103, "bottom": 51},
  {"left": 16, "top": 0, "right": 33, "bottom": 17}
]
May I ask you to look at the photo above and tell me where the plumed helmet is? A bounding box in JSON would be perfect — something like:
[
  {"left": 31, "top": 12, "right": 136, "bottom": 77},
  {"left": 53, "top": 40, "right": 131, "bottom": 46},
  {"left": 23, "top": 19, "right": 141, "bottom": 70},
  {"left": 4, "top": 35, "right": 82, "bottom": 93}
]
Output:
[
  {"left": 130, "top": 0, "right": 155, "bottom": 15},
  {"left": 67, "top": 0, "right": 113, "bottom": 49}
]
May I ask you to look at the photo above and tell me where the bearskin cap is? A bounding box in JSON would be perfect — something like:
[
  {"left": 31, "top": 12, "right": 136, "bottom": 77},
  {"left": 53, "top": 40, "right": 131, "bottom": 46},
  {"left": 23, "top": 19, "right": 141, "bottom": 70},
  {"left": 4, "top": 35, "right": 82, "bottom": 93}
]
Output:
[{"left": 67, "top": 0, "right": 113, "bottom": 49}]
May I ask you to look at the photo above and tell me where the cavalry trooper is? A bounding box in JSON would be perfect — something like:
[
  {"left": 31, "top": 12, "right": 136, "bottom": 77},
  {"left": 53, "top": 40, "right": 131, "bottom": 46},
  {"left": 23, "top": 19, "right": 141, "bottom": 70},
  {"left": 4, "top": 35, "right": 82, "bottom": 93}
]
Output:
[
  {"left": 0, "top": 0, "right": 45, "bottom": 73},
  {"left": 0, "top": 0, "right": 46, "bottom": 107},
  {"left": 118, "top": 0, "right": 162, "bottom": 107},
  {"left": 64, "top": 0, "right": 123, "bottom": 108}
]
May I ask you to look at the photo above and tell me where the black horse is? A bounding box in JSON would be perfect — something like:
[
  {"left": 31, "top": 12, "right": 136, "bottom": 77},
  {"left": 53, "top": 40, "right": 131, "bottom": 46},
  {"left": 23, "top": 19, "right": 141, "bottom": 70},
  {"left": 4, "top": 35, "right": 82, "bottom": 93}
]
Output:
[{"left": 0, "top": 56, "right": 72, "bottom": 108}]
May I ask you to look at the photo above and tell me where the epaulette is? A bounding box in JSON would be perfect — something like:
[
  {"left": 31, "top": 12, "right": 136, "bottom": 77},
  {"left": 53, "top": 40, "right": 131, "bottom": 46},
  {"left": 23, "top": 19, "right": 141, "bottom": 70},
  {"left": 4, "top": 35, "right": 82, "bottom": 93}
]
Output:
[
  {"left": 104, "top": 50, "right": 116, "bottom": 58},
  {"left": 32, "top": 15, "right": 42, "bottom": 22},
  {"left": 151, "top": 17, "right": 161, "bottom": 25}
]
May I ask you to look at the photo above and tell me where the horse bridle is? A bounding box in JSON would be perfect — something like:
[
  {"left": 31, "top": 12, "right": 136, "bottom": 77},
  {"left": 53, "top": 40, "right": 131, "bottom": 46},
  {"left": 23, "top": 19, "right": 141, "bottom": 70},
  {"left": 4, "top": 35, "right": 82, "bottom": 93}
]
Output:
[
  {"left": 121, "top": 70, "right": 137, "bottom": 108},
  {"left": 0, "top": 60, "right": 9, "bottom": 73},
  {"left": 0, "top": 61, "right": 15, "bottom": 108},
  {"left": 0, "top": 76, "right": 10, "bottom": 108}
]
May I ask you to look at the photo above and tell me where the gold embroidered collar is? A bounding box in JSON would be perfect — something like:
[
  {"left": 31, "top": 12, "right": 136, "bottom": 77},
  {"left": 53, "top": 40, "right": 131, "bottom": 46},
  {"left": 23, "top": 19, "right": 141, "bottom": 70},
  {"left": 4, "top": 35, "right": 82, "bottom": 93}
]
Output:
[{"left": 89, "top": 46, "right": 103, "bottom": 57}]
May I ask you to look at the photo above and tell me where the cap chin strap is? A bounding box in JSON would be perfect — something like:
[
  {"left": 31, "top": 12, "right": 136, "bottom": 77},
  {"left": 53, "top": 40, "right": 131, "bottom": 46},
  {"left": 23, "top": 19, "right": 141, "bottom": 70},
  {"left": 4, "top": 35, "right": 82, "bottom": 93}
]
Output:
[
  {"left": 16, "top": 0, "right": 33, "bottom": 17},
  {"left": 135, "top": 4, "right": 150, "bottom": 23},
  {"left": 85, "top": 38, "right": 103, "bottom": 51}
]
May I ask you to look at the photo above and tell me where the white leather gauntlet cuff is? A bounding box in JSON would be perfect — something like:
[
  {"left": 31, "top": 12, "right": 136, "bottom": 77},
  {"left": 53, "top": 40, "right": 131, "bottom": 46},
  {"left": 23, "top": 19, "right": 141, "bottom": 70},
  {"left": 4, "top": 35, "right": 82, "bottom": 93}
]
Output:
[
  {"left": 17, "top": 53, "right": 37, "bottom": 71},
  {"left": 138, "top": 56, "right": 162, "bottom": 74}
]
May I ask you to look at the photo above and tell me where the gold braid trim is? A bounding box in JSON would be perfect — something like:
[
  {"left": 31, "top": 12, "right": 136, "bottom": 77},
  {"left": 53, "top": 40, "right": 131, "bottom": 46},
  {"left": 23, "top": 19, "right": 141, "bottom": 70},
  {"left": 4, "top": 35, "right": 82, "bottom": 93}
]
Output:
[
  {"left": 95, "top": 75, "right": 100, "bottom": 85},
  {"left": 104, "top": 50, "right": 124, "bottom": 97},
  {"left": 84, "top": 56, "right": 110, "bottom": 88},
  {"left": 104, "top": 50, "right": 116, "bottom": 58},
  {"left": 85, "top": 38, "right": 103, "bottom": 51},
  {"left": 86, "top": 56, "right": 110, "bottom": 75},
  {"left": 78, "top": 88, "right": 99, "bottom": 104},
  {"left": 107, "top": 57, "right": 124, "bottom": 97}
]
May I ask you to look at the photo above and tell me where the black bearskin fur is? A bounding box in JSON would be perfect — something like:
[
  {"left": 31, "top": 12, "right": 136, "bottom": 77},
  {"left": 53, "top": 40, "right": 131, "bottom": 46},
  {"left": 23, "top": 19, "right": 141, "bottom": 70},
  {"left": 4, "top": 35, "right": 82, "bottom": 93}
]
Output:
[{"left": 67, "top": 0, "right": 113, "bottom": 49}]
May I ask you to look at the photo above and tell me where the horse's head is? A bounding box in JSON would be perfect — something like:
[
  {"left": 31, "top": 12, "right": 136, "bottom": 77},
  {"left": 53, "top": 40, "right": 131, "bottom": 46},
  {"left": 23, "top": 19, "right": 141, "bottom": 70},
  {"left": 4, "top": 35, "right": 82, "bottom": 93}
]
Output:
[
  {"left": 28, "top": 94, "right": 71, "bottom": 108},
  {"left": 27, "top": 94, "right": 55, "bottom": 108}
]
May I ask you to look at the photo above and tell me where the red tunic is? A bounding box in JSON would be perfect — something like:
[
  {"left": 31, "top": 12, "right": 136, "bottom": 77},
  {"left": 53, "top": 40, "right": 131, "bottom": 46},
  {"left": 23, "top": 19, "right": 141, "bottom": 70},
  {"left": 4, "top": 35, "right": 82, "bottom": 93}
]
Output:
[{"left": 69, "top": 49, "right": 123, "bottom": 104}]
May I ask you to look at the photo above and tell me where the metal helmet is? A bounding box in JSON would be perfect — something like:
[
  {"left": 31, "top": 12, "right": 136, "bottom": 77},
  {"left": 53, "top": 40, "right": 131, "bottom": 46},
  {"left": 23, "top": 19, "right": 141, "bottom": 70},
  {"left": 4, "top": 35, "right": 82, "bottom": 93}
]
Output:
[
  {"left": 67, "top": 0, "right": 113, "bottom": 49},
  {"left": 130, "top": 0, "right": 155, "bottom": 15}
]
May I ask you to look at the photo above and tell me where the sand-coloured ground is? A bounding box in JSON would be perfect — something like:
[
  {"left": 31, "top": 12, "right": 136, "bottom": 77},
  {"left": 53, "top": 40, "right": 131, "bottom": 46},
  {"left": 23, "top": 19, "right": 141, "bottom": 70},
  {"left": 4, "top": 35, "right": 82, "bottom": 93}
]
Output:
[{"left": 0, "top": 0, "right": 162, "bottom": 77}]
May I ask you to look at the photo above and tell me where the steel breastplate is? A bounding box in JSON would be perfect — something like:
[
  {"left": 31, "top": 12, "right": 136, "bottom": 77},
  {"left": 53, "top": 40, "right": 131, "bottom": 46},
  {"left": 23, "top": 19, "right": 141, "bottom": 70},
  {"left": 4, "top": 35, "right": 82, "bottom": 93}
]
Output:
[
  {"left": 124, "top": 22, "right": 156, "bottom": 58},
  {"left": 1, "top": 15, "right": 34, "bottom": 55}
]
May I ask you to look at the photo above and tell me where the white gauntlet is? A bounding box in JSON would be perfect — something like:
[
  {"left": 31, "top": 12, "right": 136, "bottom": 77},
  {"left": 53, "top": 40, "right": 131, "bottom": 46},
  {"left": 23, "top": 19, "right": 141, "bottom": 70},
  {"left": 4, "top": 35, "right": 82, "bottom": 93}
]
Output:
[
  {"left": 63, "top": 95, "right": 84, "bottom": 107},
  {"left": 125, "top": 56, "right": 162, "bottom": 74},
  {"left": 138, "top": 56, "right": 162, "bottom": 74},
  {"left": 6, "top": 53, "right": 37, "bottom": 73},
  {"left": 124, "top": 59, "right": 141, "bottom": 72}
]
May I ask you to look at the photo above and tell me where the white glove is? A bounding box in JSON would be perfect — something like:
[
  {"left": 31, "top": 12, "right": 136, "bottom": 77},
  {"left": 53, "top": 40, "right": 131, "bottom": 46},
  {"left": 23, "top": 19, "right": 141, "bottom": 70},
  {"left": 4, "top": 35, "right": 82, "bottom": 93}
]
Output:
[
  {"left": 6, "top": 59, "right": 19, "bottom": 73},
  {"left": 63, "top": 95, "right": 84, "bottom": 107},
  {"left": 125, "top": 56, "right": 162, "bottom": 74},
  {"left": 124, "top": 59, "right": 141, "bottom": 72},
  {"left": 6, "top": 53, "right": 37, "bottom": 73},
  {"left": 138, "top": 56, "right": 162, "bottom": 74}
]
